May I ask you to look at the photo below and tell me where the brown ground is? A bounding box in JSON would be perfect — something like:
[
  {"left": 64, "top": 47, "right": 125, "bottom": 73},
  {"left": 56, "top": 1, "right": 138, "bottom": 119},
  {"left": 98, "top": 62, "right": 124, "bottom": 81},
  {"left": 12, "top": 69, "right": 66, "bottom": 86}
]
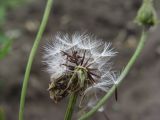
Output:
[{"left": 0, "top": 0, "right": 160, "bottom": 120}]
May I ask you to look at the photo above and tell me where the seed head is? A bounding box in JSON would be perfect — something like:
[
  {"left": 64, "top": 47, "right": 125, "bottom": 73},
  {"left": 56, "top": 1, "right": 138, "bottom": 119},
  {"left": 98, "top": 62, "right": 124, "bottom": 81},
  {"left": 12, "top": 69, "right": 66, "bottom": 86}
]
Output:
[{"left": 43, "top": 33, "right": 118, "bottom": 110}]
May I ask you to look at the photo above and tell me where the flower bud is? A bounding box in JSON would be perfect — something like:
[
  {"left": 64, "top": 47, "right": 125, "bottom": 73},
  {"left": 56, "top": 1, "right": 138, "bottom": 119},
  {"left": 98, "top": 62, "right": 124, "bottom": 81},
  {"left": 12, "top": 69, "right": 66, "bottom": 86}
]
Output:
[{"left": 135, "top": 0, "right": 158, "bottom": 28}]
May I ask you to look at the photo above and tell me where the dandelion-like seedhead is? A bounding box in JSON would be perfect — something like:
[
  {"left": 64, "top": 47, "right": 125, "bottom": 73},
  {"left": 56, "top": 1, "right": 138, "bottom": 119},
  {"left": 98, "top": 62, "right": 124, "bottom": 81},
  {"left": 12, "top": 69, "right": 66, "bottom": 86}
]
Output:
[{"left": 43, "top": 33, "right": 118, "bottom": 110}]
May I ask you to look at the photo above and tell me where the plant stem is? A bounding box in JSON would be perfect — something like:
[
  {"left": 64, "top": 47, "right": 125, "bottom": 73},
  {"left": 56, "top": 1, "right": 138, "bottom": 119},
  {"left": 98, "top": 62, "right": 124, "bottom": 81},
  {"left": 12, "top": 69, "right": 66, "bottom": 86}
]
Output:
[
  {"left": 64, "top": 71, "right": 78, "bottom": 120},
  {"left": 79, "top": 29, "right": 148, "bottom": 120},
  {"left": 18, "top": 0, "right": 53, "bottom": 120},
  {"left": 64, "top": 92, "right": 78, "bottom": 120}
]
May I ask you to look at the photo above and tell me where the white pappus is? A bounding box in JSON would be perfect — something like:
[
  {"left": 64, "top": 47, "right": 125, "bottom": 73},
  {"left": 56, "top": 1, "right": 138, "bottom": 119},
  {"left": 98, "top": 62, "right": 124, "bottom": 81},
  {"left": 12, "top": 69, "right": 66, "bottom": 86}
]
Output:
[{"left": 43, "top": 32, "right": 119, "bottom": 111}]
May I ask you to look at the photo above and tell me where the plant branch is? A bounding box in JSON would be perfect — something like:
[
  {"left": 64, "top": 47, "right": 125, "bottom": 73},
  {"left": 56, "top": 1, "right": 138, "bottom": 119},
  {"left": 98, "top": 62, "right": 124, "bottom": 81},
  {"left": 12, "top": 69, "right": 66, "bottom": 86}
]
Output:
[
  {"left": 18, "top": 0, "right": 53, "bottom": 120},
  {"left": 79, "top": 29, "right": 148, "bottom": 120}
]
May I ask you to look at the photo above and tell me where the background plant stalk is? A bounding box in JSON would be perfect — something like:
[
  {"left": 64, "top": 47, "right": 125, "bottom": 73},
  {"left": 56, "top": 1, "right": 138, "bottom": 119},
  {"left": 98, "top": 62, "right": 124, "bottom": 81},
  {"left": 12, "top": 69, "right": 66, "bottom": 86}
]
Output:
[
  {"left": 79, "top": 29, "right": 148, "bottom": 120},
  {"left": 18, "top": 0, "right": 53, "bottom": 120}
]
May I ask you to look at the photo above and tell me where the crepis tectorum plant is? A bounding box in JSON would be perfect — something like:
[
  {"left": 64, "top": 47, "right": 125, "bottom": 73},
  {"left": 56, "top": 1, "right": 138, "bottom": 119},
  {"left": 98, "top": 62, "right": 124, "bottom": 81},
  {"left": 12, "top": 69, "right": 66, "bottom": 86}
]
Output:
[{"left": 43, "top": 33, "right": 119, "bottom": 110}]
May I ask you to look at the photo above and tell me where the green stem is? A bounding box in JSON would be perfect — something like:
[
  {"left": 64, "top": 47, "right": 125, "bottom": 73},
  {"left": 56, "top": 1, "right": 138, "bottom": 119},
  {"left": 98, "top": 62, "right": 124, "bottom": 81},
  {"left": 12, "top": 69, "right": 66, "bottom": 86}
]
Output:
[
  {"left": 18, "top": 0, "right": 53, "bottom": 120},
  {"left": 79, "top": 29, "right": 148, "bottom": 120},
  {"left": 64, "top": 71, "right": 79, "bottom": 120},
  {"left": 64, "top": 92, "right": 78, "bottom": 120}
]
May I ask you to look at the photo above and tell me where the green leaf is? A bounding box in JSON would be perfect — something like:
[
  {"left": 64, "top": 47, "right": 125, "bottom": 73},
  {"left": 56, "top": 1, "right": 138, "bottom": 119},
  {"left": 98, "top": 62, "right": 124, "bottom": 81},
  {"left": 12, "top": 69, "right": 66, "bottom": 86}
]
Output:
[{"left": 0, "top": 35, "right": 12, "bottom": 60}]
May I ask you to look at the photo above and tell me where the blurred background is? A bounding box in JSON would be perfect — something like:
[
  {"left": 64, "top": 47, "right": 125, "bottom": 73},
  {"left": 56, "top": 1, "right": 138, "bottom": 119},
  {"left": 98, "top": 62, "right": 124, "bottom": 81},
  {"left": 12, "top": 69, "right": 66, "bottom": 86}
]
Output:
[{"left": 0, "top": 0, "right": 160, "bottom": 120}]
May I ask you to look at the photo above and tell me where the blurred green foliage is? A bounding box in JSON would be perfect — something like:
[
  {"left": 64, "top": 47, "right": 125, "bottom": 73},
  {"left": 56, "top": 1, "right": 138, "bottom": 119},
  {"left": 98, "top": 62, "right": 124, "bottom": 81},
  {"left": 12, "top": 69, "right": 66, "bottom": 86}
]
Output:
[
  {"left": 0, "top": 0, "right": 24, "bottom": 59},
  {"left": 0, "top": 0, "right": 24, "bottom": 25},
  {"left": 0, "top": 107, "right": 5, "bottom": 120},
  {"left": 0, "top": 34, "right": 12, "bottom": 60}
]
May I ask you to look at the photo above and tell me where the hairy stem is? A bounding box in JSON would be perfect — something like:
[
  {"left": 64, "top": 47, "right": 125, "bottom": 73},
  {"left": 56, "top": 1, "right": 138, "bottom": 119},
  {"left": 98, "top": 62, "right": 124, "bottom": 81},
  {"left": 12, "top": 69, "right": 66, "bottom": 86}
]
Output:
[
  {"left": 64, "top": 92, "right": 78, "bottom": 120},
  {"left": 79, "top": 29, "right": 148, "bottom": 120},
  {"left": 18, "top": 0, "right": 53, "bottom": 120}
]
